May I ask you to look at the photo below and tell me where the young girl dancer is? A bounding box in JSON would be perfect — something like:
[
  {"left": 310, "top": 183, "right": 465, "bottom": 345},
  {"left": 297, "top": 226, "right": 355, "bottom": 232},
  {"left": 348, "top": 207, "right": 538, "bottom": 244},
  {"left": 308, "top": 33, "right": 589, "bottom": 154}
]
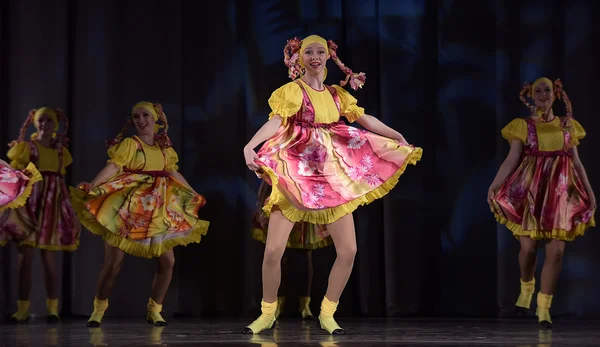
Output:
[
  {"left": 242, "top": 35, "right": 422, "bottom": 334},
  {"left": 71, "top": 101, "right": 210, "bottom": 326}
]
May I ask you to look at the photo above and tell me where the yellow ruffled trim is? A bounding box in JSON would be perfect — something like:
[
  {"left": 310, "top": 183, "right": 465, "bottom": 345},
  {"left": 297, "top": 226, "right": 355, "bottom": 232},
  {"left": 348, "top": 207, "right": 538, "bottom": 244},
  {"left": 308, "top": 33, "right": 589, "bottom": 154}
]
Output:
[
  {"left": 260, "top": 147, "right": 423, "bottom": 225},
  {"left": 0, "top": 163, "right": 43, "bottom": 213},
  {"left": 17, "top": 241, "right": 79, "bottom": 251},
  {"left": 492, "top": 210, "right": 595, "bottom": 242},
  {"left": 251, "top": 227, "right": 333, "bottom": 250},
  {"left": 70, "top": 187, "right": 209, "bottom": 259}
]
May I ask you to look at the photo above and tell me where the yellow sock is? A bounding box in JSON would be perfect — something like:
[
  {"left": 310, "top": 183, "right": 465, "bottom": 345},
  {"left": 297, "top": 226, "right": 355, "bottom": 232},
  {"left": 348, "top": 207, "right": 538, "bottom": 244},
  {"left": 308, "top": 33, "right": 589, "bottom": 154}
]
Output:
[
  {"left": 244, "top": 299, "right": 278, "bottom": 334},
  {"left": 299, "top": 296, "right": 313, "bottom": 318},
  {"left": 10, "top": 300, "right": 30, "bottom": 322},
  {"left": 515, "top": 278, "right": 535, "bottom": 309},
  {"left": 147, "top": 298, "right": 167, "bottom": 325},
  {"left": 536, "top": 292, "right": 553, "bottom": 324},
  {"left": 275, "top": 296, "right": 285, "bottom": 319},
  {"left": 47, "top": 298, "right": 60, "bottom": 317},
  {"left": 88, "top": 297, "right": 109, "bottom": 324},
  {"left": 318, "top": 297, "right": 344, "bottom": 335}
]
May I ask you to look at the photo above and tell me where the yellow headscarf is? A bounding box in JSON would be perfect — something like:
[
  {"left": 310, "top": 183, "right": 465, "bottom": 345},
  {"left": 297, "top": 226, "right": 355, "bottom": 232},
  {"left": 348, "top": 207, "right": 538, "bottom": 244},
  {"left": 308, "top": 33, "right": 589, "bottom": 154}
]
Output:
[
  {"left": 31, "top": 107, "right": 59, "bottom": 139},
  {"left": 131, "top": 101, "right": 162, "bottom": 133},
  {"left": 530, "top": 77, "right": 554, "bottom": 119},
  {"left": 300, "top": 35, "right": 329, "bottom": 81},
  {"left": 530, "top": 77, "right": 553, "bottom": 97}
]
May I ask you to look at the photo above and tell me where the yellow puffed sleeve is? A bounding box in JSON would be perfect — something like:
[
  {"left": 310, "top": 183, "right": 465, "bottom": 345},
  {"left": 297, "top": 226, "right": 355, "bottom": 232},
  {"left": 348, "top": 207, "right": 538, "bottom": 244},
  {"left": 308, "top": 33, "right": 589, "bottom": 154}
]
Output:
[
  {"left": 501, "top": 118, "right": 527, "bottom": 144},
  {"left": 332, "top": 85, "right": 365, "bottom": 123},
  {"left": 7, "top": 141, "right": 31, "bottom": 170},
  {"left": 107, "top": 138, "right": 138, "bottom": 170},
  {"left": 569, "top": 119, "right": 586, "bottom": 146},
  {"left": 61, "top": 146, "right": 73, "bottom": 175},
  {"left": 268, "top": 82, "right": 303, "bottom": 126},
  {"left": 164, "top": 147, "right": 179, "bottom": 171}
]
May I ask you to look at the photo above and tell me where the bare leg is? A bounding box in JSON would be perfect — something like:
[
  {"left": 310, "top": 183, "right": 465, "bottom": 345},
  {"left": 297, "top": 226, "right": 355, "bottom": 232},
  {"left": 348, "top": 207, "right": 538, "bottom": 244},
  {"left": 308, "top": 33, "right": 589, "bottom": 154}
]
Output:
[
  {"left": 519, "top": 236, "right": 538, "bottom": 281},
  {"left": 150, "top": 250, "right": 175, "bottom": 304},
  {"left": 87, "top": 244, "right": 125, "bottom": 327},
  {"left": 262, "top": 210, "right": 295, "bottom": 303},
  {"left": 17, "top": 246, "right": 34, "bottom": 300},
  {"left": 10, "top": 246, "right": 34, "bottom": 322},
  {"left": 515, "top": 236, "right": 538, "bottom": 313},
  {"left": 40, "top": 250, "right": 58, "bottom": 299},
  {"left": 536, "top": 239, "right": 566, "bottom": 328},
  {"left": 319, "top": 214, "right": 356, "bottom": 335},
  {"left": 324, "top": 214, "right": 357, "bottom": 302},
  {"left": 275, "top": 252, "right": 289, "bottom": 319},
  {"left": 95, "top": 244, "right": 126, "bottom": 300},
  {"left": 540, "top": 240, "right": 565, "bottom": 295},
  {"left": 146, "top": 250, "right": 175, "bottom": 326},
  {"left": 41, "top": 250, "right": 60, "bottom": 321},
  {"left": 242, "top": 209, "right": 294, "bottom": 334}
]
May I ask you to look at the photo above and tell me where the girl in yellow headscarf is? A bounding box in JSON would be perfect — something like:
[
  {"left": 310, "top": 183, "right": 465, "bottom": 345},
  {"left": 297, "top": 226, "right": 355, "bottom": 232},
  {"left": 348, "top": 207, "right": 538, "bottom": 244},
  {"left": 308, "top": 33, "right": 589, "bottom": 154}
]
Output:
[
  {"left": 1, "top": 107, "right": 79, "bottom": 323},
  {"left": 488, "top": 78, "right": 595, "bottom": 328},
  {"left": 70, "top": 101, "right": 210, "bottom": 327},
  {"left": 242, "top": 35, "right": 422, "bottom": 335}
]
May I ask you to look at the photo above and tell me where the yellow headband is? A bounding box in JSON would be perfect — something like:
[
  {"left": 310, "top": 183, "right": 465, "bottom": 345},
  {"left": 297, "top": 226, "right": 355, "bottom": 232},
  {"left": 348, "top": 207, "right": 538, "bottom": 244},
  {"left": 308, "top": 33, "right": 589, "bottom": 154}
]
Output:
[
  {"left": 300, "top": 35, "right": 329, "bottom": 58},
  {"left": 132, "top": 101, "right": 159, "bottom": 121},
  {"left": 529, "top": 77, "right": 555, "bottom": 119},
  {"left": 530, "top": 77, "right": 553, "bottom": 97},
  {"left": 34, "top": 107, "right": 59, "bottom": 132},
  {"left": 132, "top": 101, "right": 165, "bottom": 134},
  {"left": 300, "top": 35, "right": 329, "bottom": 81}
]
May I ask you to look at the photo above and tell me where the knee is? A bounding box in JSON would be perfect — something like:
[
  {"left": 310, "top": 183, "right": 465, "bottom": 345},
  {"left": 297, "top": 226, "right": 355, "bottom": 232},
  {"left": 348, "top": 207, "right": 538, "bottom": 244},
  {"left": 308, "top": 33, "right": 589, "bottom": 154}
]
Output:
[
  {"left": 520, "top": 243, "right": 537, "bottom": 256},
  {"left": 546, "top": 243, "right": 565, "bottom": 263},
  {"left": 337, "top": 244, "right": 357, "bottom": 265},
  {"left": 264, "top": 246, "right": 285, "bottom": 265},
  {"left": 159, "top": 254, "right": 176, "bottom": 270},
  {"left": 104, "top": 259, "right": 123, "bottom": 276}
]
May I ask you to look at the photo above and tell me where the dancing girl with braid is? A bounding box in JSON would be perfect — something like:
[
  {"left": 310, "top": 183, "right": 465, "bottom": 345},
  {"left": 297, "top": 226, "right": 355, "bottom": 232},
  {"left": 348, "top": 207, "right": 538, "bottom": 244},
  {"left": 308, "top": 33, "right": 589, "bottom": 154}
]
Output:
[
  {"left": 488, "top": 77, "right": 596, "bottom": 328},
  {"left": 1, "top": 107, "right": 78, "bottom": 323},
  {"left": 242, "top": 35, "right": 422, "bottom": 335},
  {"left": 70, "top": 101, "right": 210, "bottom": 327}
]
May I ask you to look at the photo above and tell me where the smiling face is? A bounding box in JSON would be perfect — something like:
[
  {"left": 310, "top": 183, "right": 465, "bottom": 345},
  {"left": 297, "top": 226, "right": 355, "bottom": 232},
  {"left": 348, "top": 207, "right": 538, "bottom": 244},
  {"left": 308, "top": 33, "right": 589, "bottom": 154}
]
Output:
[
  {"left": 302, "top": 42, "right": 328, "bottom": 76},
  {"left": 131, "top": 107, "right": 156, "bottom": 136},
  {"left": 35, "top": 113, "right": 55, "bottom": 138},
  {"left": 533, "top": 81, "right": 555, "bottom": 110}
]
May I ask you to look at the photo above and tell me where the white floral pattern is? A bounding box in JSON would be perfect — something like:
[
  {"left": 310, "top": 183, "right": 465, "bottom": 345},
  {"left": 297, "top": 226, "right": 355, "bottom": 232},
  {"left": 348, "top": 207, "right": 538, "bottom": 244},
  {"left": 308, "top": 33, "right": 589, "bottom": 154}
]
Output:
[
  {"left": 109, "top": 180, "right": 124, "bottom": 190},
  {"left": 141, "top": 194, "right": 157, "bottom": 211},
  {"left": 297, "top": 145, "right": 327, "bottom": 177},
  {"left": 345, "top": 154, "right": 381, "bottom": 186},
  {"left": 555, "top": 173, "right": 568, "bottom": 194},
  {"left": 0, "top": 173, "right": 18, "bottom": 184},
  {"left": 301, "top": 183, "right": 326, "bottom": 209},
  {"left": 347, "top": 128, "right": 366, "bottom": 149}
]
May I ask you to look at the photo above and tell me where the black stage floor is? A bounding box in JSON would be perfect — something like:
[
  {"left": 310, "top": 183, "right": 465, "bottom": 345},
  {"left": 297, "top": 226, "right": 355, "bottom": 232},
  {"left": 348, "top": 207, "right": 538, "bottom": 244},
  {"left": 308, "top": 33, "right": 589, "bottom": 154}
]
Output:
[{"left": 0, "top": 317, "right": 597, "bottom": 346}]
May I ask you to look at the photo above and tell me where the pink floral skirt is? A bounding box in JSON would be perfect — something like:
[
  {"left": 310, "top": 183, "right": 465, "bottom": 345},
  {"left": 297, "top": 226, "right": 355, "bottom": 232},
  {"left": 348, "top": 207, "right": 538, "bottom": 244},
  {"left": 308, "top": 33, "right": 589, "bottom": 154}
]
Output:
[
  {"left": 491, "top": 154, "right": 595, "bottom": 241},
  {"left": 1, "top": 173, "right": 80, "bottom": 251},
  {"left": 256, "top": 120, "right": 422, "bottom": 225},
  {"left": 0, "top": 163, "right": 41, "bottom": 213}
]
